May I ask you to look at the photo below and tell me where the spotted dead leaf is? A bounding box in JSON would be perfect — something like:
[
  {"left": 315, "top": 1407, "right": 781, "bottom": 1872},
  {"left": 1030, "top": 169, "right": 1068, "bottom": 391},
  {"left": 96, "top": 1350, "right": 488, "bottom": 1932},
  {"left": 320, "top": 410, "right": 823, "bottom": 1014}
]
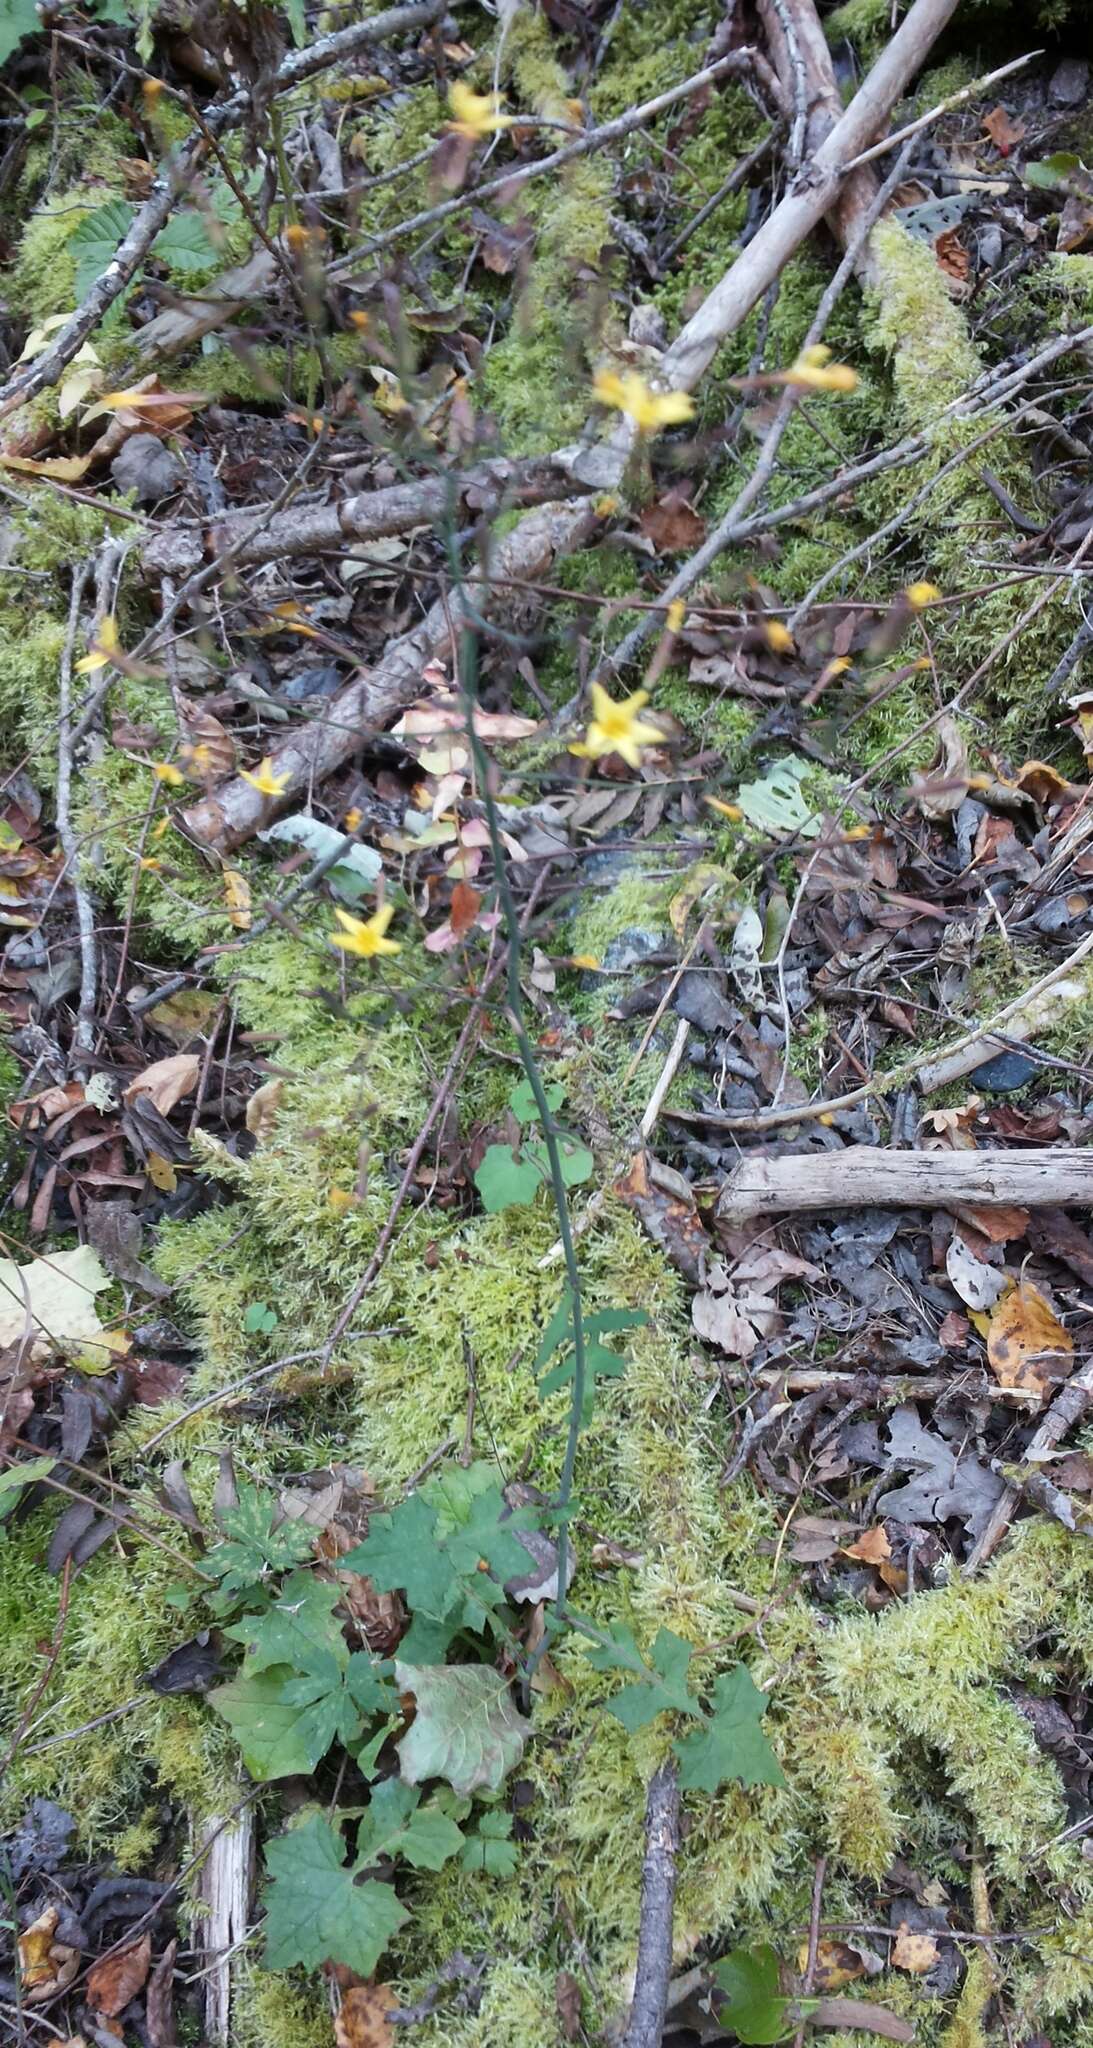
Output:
[
  {"left": 334, "top": 1981, "right": 398, "bottom": 2048},
  {"left": 796, "top": 1937, "right": 877, "bottom": 1991},
  {"left": 841, "top": 1525, "right": 891, "bottom": 1566},
  {"left": 223, "top": 867, "right": 252, "bottom": 930},
  {"left": 245, "top": 1078, "right": 284, "bottom": 1145},
  {"left": 87, "top": 1933, "right": 152, "bottom": 2016},
  {"left": 177, "top": 698, "right": 236, "bottom": 784},
  {"left": 146, "top": 1151, "right": 178, "bottom": 1193},
  {"left": 891, "top": 1924, "right": 940, "bottom": 1975},
  {"left": 124, "top": 1052, "right": 199, "bottom": 1117},
  {"left": 987, "top": 1281, "right": 1073, "bottom": 1398}
]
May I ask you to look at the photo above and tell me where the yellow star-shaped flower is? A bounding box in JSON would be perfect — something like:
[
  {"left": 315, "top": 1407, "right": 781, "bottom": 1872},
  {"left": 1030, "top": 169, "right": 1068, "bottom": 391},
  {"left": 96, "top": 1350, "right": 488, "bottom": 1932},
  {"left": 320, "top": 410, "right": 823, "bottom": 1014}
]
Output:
[
  {"left": 446, "top": 81, "right": 515, "bottom": 140},
  {"left": 75, "top": 614, "right": 120, "bottom": 674},
  {"left": 240, "top": 756, "right": 291, "bottom": 798},
  {"left": 152, "top": 761, "right": 185, "bottom": 786},
  {"left": 571, "top": 683, "right": 662, "bottom": 770},
  {"left": 330, "top": 904, "right": 401, "bottom": 959},
  {"left": 781, "top": 344, "right": 858, "bottom": 393},
  {"left": 592, "top": 368, "right": 694, "bottom": 437}
]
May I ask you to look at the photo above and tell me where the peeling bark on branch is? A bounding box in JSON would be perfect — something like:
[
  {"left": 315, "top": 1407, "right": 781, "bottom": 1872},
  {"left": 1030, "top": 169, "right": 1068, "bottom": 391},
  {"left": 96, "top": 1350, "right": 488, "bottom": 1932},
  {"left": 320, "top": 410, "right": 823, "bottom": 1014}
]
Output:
[{"left": 718, "top": 1147, "right": 1093, "bottom": 1225}]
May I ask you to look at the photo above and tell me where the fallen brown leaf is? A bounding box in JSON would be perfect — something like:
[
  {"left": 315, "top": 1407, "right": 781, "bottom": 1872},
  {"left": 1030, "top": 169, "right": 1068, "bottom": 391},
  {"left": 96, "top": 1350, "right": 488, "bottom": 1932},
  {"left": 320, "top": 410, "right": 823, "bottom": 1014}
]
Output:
[
  {"left": 987, "top": 1281, "right": 1073, "bottom": 1398},
  {"left": 334, "top": 1981, "right": 398, "bottom": 2048},
  {"left": 246, "top": 1078, "right": 284, "bottom": 1145},
  {"left": 88, "top": 1933, "right": 153, "bottom": 2016},
  {"left": 982, "top": 104, "right": 1026, "bottom": 154},
  {"left": 842, "top": 1525, "right": 891, "bottom": 1566},
  {"left": 640, "top": 489, "right": 706, "bottom": 553},
  {"left": 223, "top": 867, "right": 252, "bottom": 930},
  {"left": 124, "top": 1052, "right": 200, "bottom": 1117},
  {"left": 19, "top": 1906, "right": 80, "bottom": 2001}
]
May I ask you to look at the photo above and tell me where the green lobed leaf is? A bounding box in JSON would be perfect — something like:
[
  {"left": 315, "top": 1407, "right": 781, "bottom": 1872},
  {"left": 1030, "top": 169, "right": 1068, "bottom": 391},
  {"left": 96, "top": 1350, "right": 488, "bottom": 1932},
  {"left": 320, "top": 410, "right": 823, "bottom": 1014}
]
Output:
[
  {"left": 354, "top": 1779, "right": 464, "bottom": 1872},
  {"left": 210, "top": 1665, "right": 348, "bottom": 1780},
  {"left": 595, "top": 1627, "right": 701, "bottom": 1734},
  {"left": 205, "top": 1485, "right": 314, "bottom": 1600},
  {"left": 263, "top": 1813, "right": 407, "bottom": 1975},
  {"left": 459, "top": 1808, "right": 518, "bottom": 1877},
  {"left": 0, "top": 0, "right": 42, "bottom": 69},
  {"left": 224, "top": 1570, "right": 345, "bottom": 1678},
  {"left": 508, "top": 1076, "right": 564, "bottom": 1123},
  {"left": 395, "top": 1662, "right": 530, "bottom": 1796},
  {"left": 673, "top": 1665, "right": 785, "bottom": 1795},
  {"left": 711, "top": 1945, "right": 795, "bottom": 2045},
  {"left": 342, "top": 1492, "right": 457, "bottom": 1615}
]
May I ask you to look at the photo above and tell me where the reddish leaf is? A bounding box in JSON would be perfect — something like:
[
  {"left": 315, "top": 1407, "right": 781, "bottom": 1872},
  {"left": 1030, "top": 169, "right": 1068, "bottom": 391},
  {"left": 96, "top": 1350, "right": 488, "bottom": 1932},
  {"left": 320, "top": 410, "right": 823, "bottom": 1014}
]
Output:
[{"left": 87, "top": 1934, "right": 152, "bottom": 2016}]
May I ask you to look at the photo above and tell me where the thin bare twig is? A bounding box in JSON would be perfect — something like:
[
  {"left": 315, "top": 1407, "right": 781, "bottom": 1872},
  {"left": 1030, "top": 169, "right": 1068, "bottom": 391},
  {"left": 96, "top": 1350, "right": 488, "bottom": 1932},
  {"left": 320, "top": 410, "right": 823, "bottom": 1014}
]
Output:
[{"left": 55, "top": 560, "right": 98, "bottom": 1075}]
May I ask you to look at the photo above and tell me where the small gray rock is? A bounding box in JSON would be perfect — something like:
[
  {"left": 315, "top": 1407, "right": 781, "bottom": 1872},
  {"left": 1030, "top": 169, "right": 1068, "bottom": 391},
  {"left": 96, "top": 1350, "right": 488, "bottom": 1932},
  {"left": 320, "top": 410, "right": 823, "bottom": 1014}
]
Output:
[
  {"left": 111, "top": 432, "right": 184, "bottom": 505},
  {"left": 971, "top": 1047, "right": 1039, "bottom": 1091},
  {"left": 1049, "top": 56, "right": 1088, "bottom": 107},
  {"left": 601, "top": 926, "right": 665, "bottom": 974}
]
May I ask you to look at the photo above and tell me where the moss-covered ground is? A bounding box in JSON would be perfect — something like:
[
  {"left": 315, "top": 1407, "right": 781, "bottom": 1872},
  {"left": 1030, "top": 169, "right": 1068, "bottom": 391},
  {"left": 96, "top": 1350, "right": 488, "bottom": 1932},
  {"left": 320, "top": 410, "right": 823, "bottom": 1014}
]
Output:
[{"left": 2, "top": 0, "right": 1093, "bottom": 2043}]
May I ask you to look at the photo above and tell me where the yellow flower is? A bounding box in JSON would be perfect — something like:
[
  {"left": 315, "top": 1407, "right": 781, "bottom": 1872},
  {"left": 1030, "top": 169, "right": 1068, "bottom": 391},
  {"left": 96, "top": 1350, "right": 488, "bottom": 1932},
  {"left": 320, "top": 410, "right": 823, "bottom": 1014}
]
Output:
[
  {"left": 592, "top": 368, "right": 694, "bottom": 437},
  {"left": 240, "top": 756, "right": 291, "bottom": 798},
  {"left": 344, "top": 806, "right": 364, "bottom": 832},
  {"left": 331, "top": 903, "right": 401, "bottom": 959},
  {"left": 570, "top": 954, "right": 601, "bottom": 970},
  {"left": 75, "top": 614, "right": 120, "bottom": 674},
  {"left": 571, "top": 682, "right": 662, "bottom": 770},
  {"left": 152, "top": 761, "right": 185, "bottom": 786},
  {"left": 666, "top": 599, "right": 686, "bottom": 634},
  {"left": 763, "top": 619, "right": 795, "bottom": 655},
  {"left": 446, "top": 81, "right": 515, "bottom": 140},
  {"left": 782, "top": 344, "right": 858, "bottom": 393},
  {"left": 905, "top": 581, "right": 942, "bottom": 610},
  {"left": 179, "top": 740, "right": 213, "bottom": 779}
]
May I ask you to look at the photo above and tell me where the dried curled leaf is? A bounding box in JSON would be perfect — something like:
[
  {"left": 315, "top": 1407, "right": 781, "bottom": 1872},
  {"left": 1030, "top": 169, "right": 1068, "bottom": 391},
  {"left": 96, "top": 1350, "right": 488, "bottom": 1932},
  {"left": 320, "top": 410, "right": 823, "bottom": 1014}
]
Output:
[{"left": 987, "top": 1281, "right": 1073, "bottom": 1397}]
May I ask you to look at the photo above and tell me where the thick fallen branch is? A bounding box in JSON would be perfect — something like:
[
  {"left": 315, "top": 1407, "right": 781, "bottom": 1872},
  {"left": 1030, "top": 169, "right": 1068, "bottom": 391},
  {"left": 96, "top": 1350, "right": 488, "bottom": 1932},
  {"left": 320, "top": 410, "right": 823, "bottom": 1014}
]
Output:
[
  {"left": 621, "top": 1760, "right": 680, "bottom": 2048},
  {"left": 718, "top": 1146, "right": 1093, "bottom": 1224},
  {"left": 0, "top": 0, "right": 444, "bottom": 423},
  {"left": 143, "top": 455, "right": 593, "bottom": 576}
]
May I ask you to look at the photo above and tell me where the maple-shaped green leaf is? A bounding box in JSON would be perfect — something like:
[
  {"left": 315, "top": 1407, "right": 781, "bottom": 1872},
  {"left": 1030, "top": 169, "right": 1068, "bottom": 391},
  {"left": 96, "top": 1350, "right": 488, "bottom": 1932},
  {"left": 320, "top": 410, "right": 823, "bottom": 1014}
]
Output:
[
  {"left": 263, "top": 1813, "right": 407, "bottom": 1975},
  {"left": 206, "top": 1485, "right": 313, "bottom": 1600},
  {"left": 536, "top": 1303, "right": 648, "bottom": 1409},
  {"left": 459, "top": 1808, "right": 518, "bottom": 1877},
  {"left": 354, "top": 1779, "right": 464, "bottom": 1872},
  {"left": 592, "top": 1627, "right": 701, "bottom": 1733},
  {"left": 396, "top": 1663, "right": 530, "bottom": 1796},
  {"left": 712, "top": 1945, "right": 801, "bottom": 2045},
  {"left": 435, "top": 1480, "right": 536, "bottom": 1585},
  {"left": 673, "top": 1665, "right": 784, "bottom": 1795},
  {"left": 342, "top": 1493, "right": 457, "bottom": 1615},
  {"left": 224, "top": 1570, "right": 344, "bottom": 1677},
  {"left": 211, "top": 1666, "right": 341, "bottom": 1781}
]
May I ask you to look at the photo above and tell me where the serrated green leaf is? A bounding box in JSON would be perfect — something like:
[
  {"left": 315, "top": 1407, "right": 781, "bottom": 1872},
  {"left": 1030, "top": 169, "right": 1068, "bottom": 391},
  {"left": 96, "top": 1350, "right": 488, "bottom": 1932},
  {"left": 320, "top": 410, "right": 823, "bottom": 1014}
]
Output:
[
  {"left": 711, "top": 1945, "right": 795, "bottom": 2045},
  {"left": 206, "top": 1485, "right": 315, "bottom": 1600},
  {"left": 354, "top": 1779, "right": 465, "bottom": 1872},
  {"left": 434, "top": 1479, "right": 535, "bottom": 1584},
  {"left": 508, "top": 1076, "right": 564, "bottom": 1123},
  {"left": 342, "top": 1493, "right": 454, "bottom": 1613},
  {"left": 154, "top": 209, "right": 219, "bottom": 274},
  {"left": 224, "top": 1570, "right": 345, "bottom": 1677},
  {"left": 598, "top": 1627, "right": 701, "bottom": 1733},
  {"left": 673, "top": 1665, "right": 784, "bottom": 1795},
  {"left": 396, "top": 1663, "right": 530, "bottom": 1796},
  {"left": 263, "top": 1813, "right": 407, "bottom": 1974},
  {"left": 459, "top": 1808, "right": 518, "bottom": 1877},
  {"left": 474, "top": 1142, "right": 543, "bottom": 1212},
  {"left": 210, "top": 1666, "right": 342, "bottom": 1780},
  {"left": 70, "top": 200, "right": 135, "bottom": 301}
]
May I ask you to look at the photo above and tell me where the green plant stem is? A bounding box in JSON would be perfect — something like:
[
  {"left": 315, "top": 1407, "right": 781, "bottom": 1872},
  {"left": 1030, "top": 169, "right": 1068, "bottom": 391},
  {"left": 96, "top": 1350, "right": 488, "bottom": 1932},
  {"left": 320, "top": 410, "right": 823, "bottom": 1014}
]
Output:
[{"left": 451, "top": 613, "right": 586, "bottom": 1652}]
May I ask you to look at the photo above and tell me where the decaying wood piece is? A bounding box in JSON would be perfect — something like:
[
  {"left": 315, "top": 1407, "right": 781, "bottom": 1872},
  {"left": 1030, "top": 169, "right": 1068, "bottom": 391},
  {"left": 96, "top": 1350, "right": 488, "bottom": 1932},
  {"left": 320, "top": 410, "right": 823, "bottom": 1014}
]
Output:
[
  {"left": 132, "top": 249, "right": 280, "bottom": 366},
  {"left": 917, "top": 976, "right": 1089, "bottom": 1094},
  {"left": 198, "top": 1805, "right": 255, "bottom": 2043},
  {"left": 620, "top": 1760, "right": 680, "bottom": 2048},
  {"left": 718, "top": 1146, "right": 1093, "bottom": 1224},
  {"left": 963, "top": 1354, "right": 1093, "bottom": 1575},
  {"left": 142, "top": 454, "right": 591, "bottom": 577}
]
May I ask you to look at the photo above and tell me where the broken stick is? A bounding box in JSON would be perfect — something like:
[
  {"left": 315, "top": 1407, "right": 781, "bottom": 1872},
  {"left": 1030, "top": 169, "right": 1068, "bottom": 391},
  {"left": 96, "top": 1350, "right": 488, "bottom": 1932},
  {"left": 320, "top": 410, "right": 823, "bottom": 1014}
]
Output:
[{"left": 718, "top": 1146, "right": 1093, "bottom": 1224}]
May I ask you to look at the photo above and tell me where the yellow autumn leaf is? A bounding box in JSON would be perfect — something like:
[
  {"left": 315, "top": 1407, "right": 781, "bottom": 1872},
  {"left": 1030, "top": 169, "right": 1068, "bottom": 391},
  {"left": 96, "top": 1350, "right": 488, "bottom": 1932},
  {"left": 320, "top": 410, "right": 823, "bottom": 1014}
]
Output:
[
  {"left": 223, "top": 868, "right": 252, "bottom": 930},
  {"left": 146, "top": 1152, "right": 178, "bottom": 1193},
  {"left": 75, "top": 615, "right": 121, "bottom": 674},
  {"left": 986, "top": 1280, "right": 1073, "bottom": 1398}
]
